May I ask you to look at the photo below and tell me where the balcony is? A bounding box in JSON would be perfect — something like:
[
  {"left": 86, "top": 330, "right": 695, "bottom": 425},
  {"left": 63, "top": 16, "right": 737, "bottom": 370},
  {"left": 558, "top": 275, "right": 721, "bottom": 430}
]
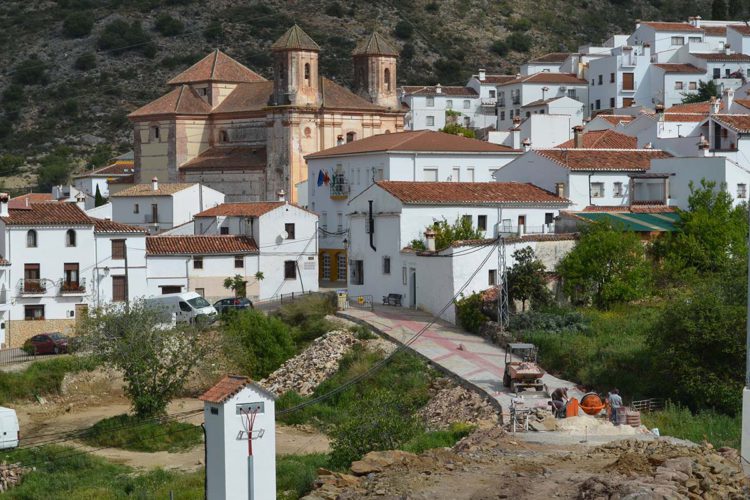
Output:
[
  {"left": 497, "top": 99, "right": 506, "bottom": 107},
  {"left": 330, "top": 176, "right": 349, "bottom": 200},
  {"left": 498, "top": 224, "right": 555, "bottom": 236},
  {"left": 480, "top": 97, "right": 497, "bottom": 107},
  {"left": 144, "top": 214, "right": 159, "bottom": 224},
  {"left": 60, "top": 278, "right": 87, "bottom": 296},
  {"left": 20, "top": 279, "right": 47, "bottom": 296},
  {"left": 511, "top": 97, "right": 521, "bottom": 105}
]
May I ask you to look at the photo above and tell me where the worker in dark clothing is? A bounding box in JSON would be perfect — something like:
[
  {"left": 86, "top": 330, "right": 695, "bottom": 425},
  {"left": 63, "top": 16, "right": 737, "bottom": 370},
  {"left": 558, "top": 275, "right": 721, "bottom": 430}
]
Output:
[{"left": 550, "top": 387, "right": 568, "bottom": 416}]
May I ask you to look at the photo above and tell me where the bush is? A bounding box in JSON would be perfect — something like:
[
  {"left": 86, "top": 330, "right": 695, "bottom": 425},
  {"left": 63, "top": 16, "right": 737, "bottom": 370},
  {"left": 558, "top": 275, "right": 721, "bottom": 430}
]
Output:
[
  {"left": 62, "top": 11, "right": 94, "bottom": 38},
  {"left": 403, "top": 423, "right": 474, "bottom": 453},
  {"left": 490, "top": 39, "right": 508, "bottom": 56},
  {"left": 400, "top": 43, "right": 415, "bottom": 60},
  {"left": 455, "top": 292, "right": 487, "bottom": 334},
  {"left": 272, "top": 292, "right": 338, "bottom": 346},
  {"left": 0, "top": 154, "right": 23, "bottom": 176},
  {"left": 203, "top": 19, "right": 223, "bottom": 42},
  {"left": 276, "top": 454, "right": 331, "bottom": 498},
  {"left": 0, "top": 356, "right": 98, "bottom": 404},
  {"left": 509, "top": 309, "right": 588, "bottom": 334},
  {"left": 36, "top": 151, "right": 73, "bottom": 191},
  {"left": 507, "top": 18, "right": 532, "bottom": 31},
  {"left": 394, "top": 20, "right": 414, "bottom": 39},
  {"left": 98, "top": 19, "right": 157, "bottom": 58},
  {"left": 425, "top": 2, "right": 439, "bottom": 13},
  {"left": 73, "top": 51, "right": 96, "bottom": 71},
  {"left": 223, "top": 309, "right": 295, "bottom": 378},
  {"left": 82, "top": 414, "right": 203, "bottom": 452},
  {"left": 641, "top": 402, "right": 741, "bottom": 449},
  {"left": 13, "top": 57, "right": 49, "bottom": 85},
  {"left": 325, "top": 2, "right": 344, "bottom": 17},
  {"left": 440, "top": 123, "right": 475, "bottom": 138},
  {"left": 154, "top": 13, "right": 184, "bottom": 36},
  {"left": 506, "top": 32, "right": 532, "bottom": 52}
]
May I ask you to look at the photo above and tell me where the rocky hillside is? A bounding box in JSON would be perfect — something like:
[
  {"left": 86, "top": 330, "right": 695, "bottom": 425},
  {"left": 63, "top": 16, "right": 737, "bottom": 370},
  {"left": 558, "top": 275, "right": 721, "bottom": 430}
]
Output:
[{"left": 0, "top": 0, "right": 719, "bottom": 190}]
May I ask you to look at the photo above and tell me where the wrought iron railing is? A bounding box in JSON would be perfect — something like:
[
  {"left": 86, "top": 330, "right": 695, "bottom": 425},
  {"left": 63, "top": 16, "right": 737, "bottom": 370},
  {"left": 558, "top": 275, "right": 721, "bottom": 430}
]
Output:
[
  {"left": 20, "top": 279, "right": 47, "bottom": 295},
  {"left": 60, "top": 278, "right": 87, "bottom": 295}
]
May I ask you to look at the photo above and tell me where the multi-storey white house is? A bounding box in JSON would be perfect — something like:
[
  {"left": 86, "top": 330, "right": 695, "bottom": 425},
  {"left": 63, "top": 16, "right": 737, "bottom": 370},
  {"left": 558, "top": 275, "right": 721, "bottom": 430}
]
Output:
[
  {"left": 496, "top": 73, "right": 588, "bottom": 129},
  {"left": 110, "top": 179, "right": 225, "bottom": 234},
  {"left": 400, "top": 85, "right": 480, "bottom": 131},
  {"left": 72, "top": 153, "right": 136, "bottom": 200},
  {"left": 305, "top": 130, "right": 520, "bottom": 282},
  {"left": 345, "top": 181, "right": 570, "bottom": 314},
  {"left": 0, "top": 198, "right": 147, "bottom": 347}
]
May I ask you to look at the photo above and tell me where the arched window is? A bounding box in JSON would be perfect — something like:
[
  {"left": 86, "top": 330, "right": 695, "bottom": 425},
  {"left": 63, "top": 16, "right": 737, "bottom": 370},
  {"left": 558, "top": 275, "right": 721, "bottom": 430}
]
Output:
[
  {"left": 384, "top": 68, "right": 391, "bottom": 92},
  {"left": 278, "top": 62, "right": 286, "bottom": 84},
  {"left": 66, "top": 229, "right": 76, "bottom": 247},
  {"left": 304, "top": 63, "right": 311, "bottom": 86},
  {"left": 27, "top": 230, "right": 37, "bottom": 248},
  {"left": 346, "top": 132, "right": 356, "bottom": 143}
]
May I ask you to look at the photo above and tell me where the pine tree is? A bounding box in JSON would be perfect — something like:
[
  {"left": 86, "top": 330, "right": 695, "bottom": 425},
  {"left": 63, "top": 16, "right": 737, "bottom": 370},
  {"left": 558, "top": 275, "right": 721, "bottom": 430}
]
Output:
[
  {"left": 94, "top": 184, "right": 105, "bottom": 207},
  {"left": 712, "top": 0, "right": 728, "bottom": 19}
]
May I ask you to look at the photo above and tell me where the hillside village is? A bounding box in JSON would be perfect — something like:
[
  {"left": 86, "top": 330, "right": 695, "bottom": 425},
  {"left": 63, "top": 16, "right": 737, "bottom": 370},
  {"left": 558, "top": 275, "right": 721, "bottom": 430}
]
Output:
[{"left": 0, "top": 13, "right": 750, "bottom": 500}]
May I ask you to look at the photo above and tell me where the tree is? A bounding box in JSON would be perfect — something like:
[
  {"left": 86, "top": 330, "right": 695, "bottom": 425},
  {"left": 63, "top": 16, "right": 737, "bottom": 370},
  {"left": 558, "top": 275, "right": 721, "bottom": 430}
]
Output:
[
  {"left": 0, "top": 155, "right": 23, "bottom": 176},
  {"left": 440, "top": 122, "right": 475, "bottom": 138},
  {"left": 13, "top": 56, "right": 49, "bottom": 86},
  {"left": 154, "top": 13, "right": 184, "bottom": 36},
  {"left": 394, "top": 20, "right": 414, "bottom": 39},
  {"left": 508, "top": 247, "right": 551, "bottom": 311},
  {"left": 63, "top": 12, "right": 94, "bottom": 38},
  {"left": 36, "top": 152, "right": 73, "bottom": 191},
  {"left": 506, "top": 32, "right": 532, "bottom": 52},
  {"left": 74, "top": 52, "right": 96, "bottom": 71},
  {"left": 412, "top": 216, "right": 485, "bottom": 251},
  {"left": 223, "top": 274, "right": 248, "bottom": 297},
  {"left": 94, "top": 184, "right": 105, "bottom": 207},
  {"left": 98, "top": 19, "right": 156, "bottom": 58},
  {"left": 490, "top": 40, "right": 509, "bottom": 56},
  {"left": 712, "top": 0, "right": 728, "bottom": 19},
  {"left": 651, "top": 180, "right": 748, "bottom": 274},
  {"left": 557, "top": 221, "right": 651, "bottom": 309},
  {"left": 222, "top": 310, "right": 295, "bottom": 378},
  {"left": 728, "top": 0, "right": 744, "bottom": 17},
  {"left": 681, "top": 80, "right": 719, "bottom": 103},
  {"left": 77, "top": 300, "right": 208, "bottom": 418}
]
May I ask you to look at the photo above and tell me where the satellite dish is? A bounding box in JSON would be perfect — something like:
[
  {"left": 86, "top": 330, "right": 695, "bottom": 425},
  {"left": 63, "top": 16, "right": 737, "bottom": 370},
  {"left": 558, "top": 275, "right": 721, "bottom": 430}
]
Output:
[{"left": 280, "top": 230, "right": 289, "bottom": 240}]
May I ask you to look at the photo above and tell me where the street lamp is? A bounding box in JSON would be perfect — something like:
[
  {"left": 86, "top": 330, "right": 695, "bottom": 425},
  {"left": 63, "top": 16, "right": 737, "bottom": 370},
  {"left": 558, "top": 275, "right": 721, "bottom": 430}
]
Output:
[{"left": 541, "top": 86, "right": 550, "bottom": 101}]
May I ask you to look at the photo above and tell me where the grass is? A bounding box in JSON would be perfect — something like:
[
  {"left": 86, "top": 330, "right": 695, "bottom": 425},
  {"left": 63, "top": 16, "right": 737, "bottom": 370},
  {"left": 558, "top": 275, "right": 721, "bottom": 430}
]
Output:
[
  {"left": 403, "top": 423, "right": 475, "bottom": 454},
  {"left": 2, "top": 445, "right": 204, "bottom": 499},
  {"left": 81, "top": 414, "right": 203, "bottom": 453},
  {"left": 641, "top": 403, "right": 741, "bottom": 450},
  {"left": 276, "top": 453, "right": 332, "bottom": 499},
  {"left": 0, "top": 355, "right": 98, "bottom": 405}
]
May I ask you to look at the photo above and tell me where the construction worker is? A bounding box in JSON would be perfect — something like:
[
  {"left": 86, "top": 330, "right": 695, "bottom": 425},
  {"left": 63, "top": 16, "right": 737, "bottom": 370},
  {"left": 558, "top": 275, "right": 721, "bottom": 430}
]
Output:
[
  {"left": 608, "top": 388, "right": 623, "bottom": 425},
  {"left": 550, "top": 387, "right": 568, "bottom": 417}
]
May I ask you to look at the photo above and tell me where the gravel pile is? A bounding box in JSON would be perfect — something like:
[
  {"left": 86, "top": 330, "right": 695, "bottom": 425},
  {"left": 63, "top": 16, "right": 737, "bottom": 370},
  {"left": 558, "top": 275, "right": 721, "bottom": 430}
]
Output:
[
  {"left": 418, "top": 381, "right": 499, "bottom": 430},
  {"left": 260, "top": 330, "right": 358, "bottom": 396}
]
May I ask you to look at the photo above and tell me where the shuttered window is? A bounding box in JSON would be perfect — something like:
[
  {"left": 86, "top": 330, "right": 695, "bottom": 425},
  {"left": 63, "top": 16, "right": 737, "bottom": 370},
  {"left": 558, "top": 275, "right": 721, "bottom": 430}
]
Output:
[
  {"left": 112, "top": 240, "right": 126, "bottom": 260},
  {"left": 112, "top": 276, "right": 127, "bottom": 302}
]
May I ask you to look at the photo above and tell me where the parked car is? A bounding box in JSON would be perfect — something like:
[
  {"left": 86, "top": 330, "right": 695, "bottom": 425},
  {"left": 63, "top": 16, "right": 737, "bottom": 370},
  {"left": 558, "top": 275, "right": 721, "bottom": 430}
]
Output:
[
  {"left": 22, "top": 333, "right": 69, "bottom": 355},
  {"left": 0, "top": 407, "right": 19, "bottom": 449},
  {"left": 214, "top": 297, "right": 254, "bottom": 314}
]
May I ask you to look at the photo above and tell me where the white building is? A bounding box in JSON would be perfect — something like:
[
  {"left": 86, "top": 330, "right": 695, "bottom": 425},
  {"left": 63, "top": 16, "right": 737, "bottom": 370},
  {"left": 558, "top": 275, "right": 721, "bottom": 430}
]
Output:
[
  {"left": 0, "top": 198, "right": 147, "bottom": 347},
  {"left": 110, "top": 179, "right": 225, "bottom": 234},
  {"left": 345, "top": 180, "right": 570, "bottom": 312},
  {"left": 493, "top": 148, "right": 673, "bottom": 210},
  {"left": 72, "top": 155, "right": 136, "bottom": 200},
  {"left": 305, "top": 130, "right": 521, "bottom": 282},
  {"left": 400, "top": 85, "right": 481, "bottom": 131}
]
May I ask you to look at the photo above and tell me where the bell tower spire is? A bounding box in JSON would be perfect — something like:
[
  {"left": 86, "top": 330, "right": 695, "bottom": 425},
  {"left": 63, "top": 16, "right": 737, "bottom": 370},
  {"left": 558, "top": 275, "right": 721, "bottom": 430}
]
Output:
[
  {"left": 271, "top": 25, "right": 321, "bottom": 107},
  {"left": 352, "top": 32, "right": 399, "bottom": 109}
]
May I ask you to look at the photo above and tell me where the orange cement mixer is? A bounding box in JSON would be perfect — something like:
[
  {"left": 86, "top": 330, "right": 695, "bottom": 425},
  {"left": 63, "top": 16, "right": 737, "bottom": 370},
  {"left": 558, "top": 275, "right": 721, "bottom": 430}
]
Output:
[{"left": 580, "top": 392, "right": 606, "bottom": 416}]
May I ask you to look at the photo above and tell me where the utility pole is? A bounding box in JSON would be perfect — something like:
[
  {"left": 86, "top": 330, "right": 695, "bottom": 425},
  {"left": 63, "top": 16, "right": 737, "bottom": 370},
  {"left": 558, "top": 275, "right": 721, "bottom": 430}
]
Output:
[
  {"left": 496, "top": 235, "right": 509, "bottom": 333},
  {"left": 742, "top": 205, "right": 750, "bottom": 473}
]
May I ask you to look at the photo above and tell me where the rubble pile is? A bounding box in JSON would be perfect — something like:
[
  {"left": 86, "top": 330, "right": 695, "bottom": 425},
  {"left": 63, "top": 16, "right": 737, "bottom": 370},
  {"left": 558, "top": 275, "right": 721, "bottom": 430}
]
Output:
[
  {"left": 581, "top": 439, "right": 747, "bottom": 499},
  {"left": 260, "top": 330, "right": 358, "bottom": 396},
  {"left": 418, "top": 381, "right": 500, "bottom": 430},
  {"left": 0, "top": 463, "right": 31, "bottom": 492}
]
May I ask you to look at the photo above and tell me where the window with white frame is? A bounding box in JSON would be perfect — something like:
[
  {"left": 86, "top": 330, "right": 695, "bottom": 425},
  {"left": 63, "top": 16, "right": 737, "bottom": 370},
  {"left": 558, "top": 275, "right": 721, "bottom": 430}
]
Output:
[
  {"left": 738, "top": 183, "right": 747, "bottom": 198},
  {"left": 689, "top": 36, "right": 702, "bottom": 43},
  {"left": 426, "top": 116, "right": 435, "bottom": 126},
  {"left": 337, "top": 212, "right": 343, "bottom": 232},
  {"left": 423, "top": 168, "right": 438, "bottom": 181},
  {"left": 674, "top": 81, "right": 684, "bottom": 90},
  {"left": 466, "top": 167, "right": 474, "bottom": 182},
  {"left": 501, "top": 219, "right": 512, "bottom": 231},
  {"left": 671, "top": 36, "right": 684, "bottom": 46},
  {"left": 426, "top": 96, "right": 435, "bottom": 107},
  {"left": 321, "top": 211, "right": 328, "bottom": 230},
  {"left": 590, "top": 182, "right": 605, "bottom": 198},
  {"left": 451, "top": 167, "right": 460, "bottom": 181},
  {"left": 446, "top": 99, "right": 453, "bottom": 109},
  {"left": 500, "top": 111, "right": 505, "bottom": 121},
  {"left": 688, "top": 81, "right": 697, "bottom": 90},
  {"left": 613, "top": 182, "right": 624, "bottom": 197}
]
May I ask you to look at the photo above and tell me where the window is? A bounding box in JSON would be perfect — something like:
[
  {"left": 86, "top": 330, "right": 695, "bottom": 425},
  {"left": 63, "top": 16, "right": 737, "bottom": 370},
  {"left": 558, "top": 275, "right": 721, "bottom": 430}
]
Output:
[
  {"left": 713, "top": 68, "right": 721, "bottom": 79},
  {"left": 500, "top": 111, "right": 505, "bottom": 121},
  {"left": 517, "top": 215, "right": 526, "bottom": 227},
  {"left": 610, "top": 72, "right": 615, "bottom": 83},
  {"left": 671, "top": 36, "right": 684, "bottom": 46},
  {"left": 489, "top": 90, "right": 496, "bottom": 98},
  {"left": 235, "top": 255, "right": 244, "bottom": 268},
  {"left": 423, "top": 168, "right": 438, "bottom": 181},
  {"left": 545, "top": 212, "right": 554, "bottom": 225},
  {"left": 426, "top": 96, "right": 435, "bottom": 107},
  {"left": 26, "top": 230, "right": 37, "bottom": 248},
  {"left": 688, "top": 81, "right": 697, "bottom": 90},
  {"left": 351, "top": 260, "right": 364, "bottom": 285},
  {"left": 402, "top": 266, "right": 407, "bottom": 285},
  {"left": 738, "top": 183, "right": 747, "bottom": 198},
  {"left": 200, "top": 87, "right": 208, "bottom": 96},
  {"left": 219, "top": 130, "right": 229, "bottom": 143},
  {"left": 65, "top": 229, "right": 76, "bottom": 247},
  {"left": 613, "top": 182, "right": 623, "bottom": 197},
  {"left": 112, "top": 276, "right": 127, "bottom": 302},
  {"left": 466, "top": 168, "right": 475, "bottom": 182},
  {"left": 383, "top": 256, "right": 391, "bottom": 274},
  {"left": 337, "top": 253, "right": 346, "bottom": 281},
  {"left": 161, "top": 285, "right": 181, "bottom": 294},
  {"left": 674, "top": 81, "right": 683, "bottom": 90},
  {"left": 477, "top": 215, "right": 487, "bottom": 231},
  {"left": 24, "top": 264, "right": 40, "bottom": 292},
  {"left": 220, "top": 226, "right": 229, "bottom": 235},
  {"left": 595, "top": 99, "right": 601, "bottom": 110},
  {"left": 304, "top": 63, "right": 311, "bottom": 85},
  {"left": 488, "top": 269, "right": 497, "bottom": 286},
  {"left": 590, "top": 182, "right": 605, "bottom": 198},
  {"left": 25, "top": 305, "right": 45, "bottom": 321},
  {"left": 384, "top": 68, "right": 391, "bottom": 91},
  {"left": 609, "top": 97, "right": 615, "bottom": 108},
  {"left": 195, "top": 288, "right": 205, "bottom": 297},
  {"left": 321, "top": 212, "right": 328, "bottom": 230},
  {"left": 726, "top": 68, "right": 731, "bottom": 77},
  {"left": 689, "top": 36, "right": 702, "bottom": 43},
  {"left": 555, "top": 182, "right": 565, "bottom": 197},
  {"left": 133, "top": 203, "right": 139, "bottom": 214},
  {"left": 623, "top": 97, "right": 634, "bottom": 107},
  {"left": 152, "top": 126, "right": 160, "bottom": 140},
  {"left": 446, "top": 99, "right": 453, "bottom": 109},
  {"left": 63, "top": 263, "right": 79, "bottom": 287},
  {"left": 193, "top": 256, "right": 203, "bottom": 269},
  {"left": 426, "top": 116, "right": 435, "bottom": 126},
  {"left": 501, "top": 219, "right": 512, "bottom": 231},
  {"left": 337, "top": 212, "right": 343, "bottom": 232},
  {"left": 284, "top": 261, "right": 297, "bottom": 280},
  {"left": 452, "top": 167, "right": 460, "bottom": 181},
  {"left": 525, "top": 111, "right": 531, "bottom": 118},
  {"left": 567, "top": 89, "right": 577, "bottom": 99},
  {"left": 111, "top": 239, "right": 126, "bottom": 260},
  {"left": 463, "top": 100, "right": 470, "bottom": 109},
  {"left": 322, "top": 253, "right": 331, "bottom": 280},
  {"left": 598, "top": 74, "right": 603, "bottom": 85},
  {"left": 622, "top": 73, "right": 634, "bottom": 90},
  {"left": 285, "top": 223, "right": 295, "bottom": 240},
  {"left": 346, "top": 132, "right": 356, "bottom": 143}
]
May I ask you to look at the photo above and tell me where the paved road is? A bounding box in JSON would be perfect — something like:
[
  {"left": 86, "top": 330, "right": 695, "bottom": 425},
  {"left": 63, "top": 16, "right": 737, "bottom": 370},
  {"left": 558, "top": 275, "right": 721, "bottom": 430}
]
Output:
[{"left": 339, "top": 305, "right": 584, "bottom": 417}]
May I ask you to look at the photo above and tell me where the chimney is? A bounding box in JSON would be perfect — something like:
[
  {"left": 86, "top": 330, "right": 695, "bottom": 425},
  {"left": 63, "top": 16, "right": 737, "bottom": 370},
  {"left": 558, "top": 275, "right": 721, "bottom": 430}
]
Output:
[
  {"left": 573, "top": 125, "right": 584, "bottom": 148},
  {"left": 635, "top": 19, "right": 641, "bottom": 29},
  {"left": 277, "top": 189, "right": 286, "bottom": 202},
  {"left": 424, "top": 228, "right": 436, "bottom": 252},
  {"left": 710, "top": 96, "right": 720, "bottom": 115},
  {"left": 478, "top": 69, "right": 486, "bottom": 82},
  {"left": 725, "top": 43, "right": 732, "bottom": 56},
  {"left": 723, "top": 87, "right": 734, "bottom": 110},
  {"left": 151, "top": 177, "right": 159, "bottom": 191},
  {"left": 0, "top": 193, "right": 7, "bottom": 217},
  {"left": 511, "top": 116, "right": 522, "bottom": 149},
  {"left": 693, "top": 15, "right": 701, "bottom": 29},
  {"left": 435, "top": 84, "right": 442, "bottom": 94},
  {"left": 75, "top": 193, "right": 86, "bottom": 211},
  {"left": 522, "top": 138, "right": 531, "bottom": 152},
  {"left": 643, "top": 142, "right": 653, "bottom": 149},
  {"left": 698, "top": 134, "right": 710, "bottom": 155}
]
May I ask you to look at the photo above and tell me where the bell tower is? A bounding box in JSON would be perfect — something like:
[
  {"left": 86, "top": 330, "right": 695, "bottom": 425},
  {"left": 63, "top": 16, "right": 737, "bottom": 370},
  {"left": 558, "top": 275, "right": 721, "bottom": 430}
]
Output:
[
  {"left": 352, "top": 33, "right": 399, "bottom": 110},
  {"left": 271, "top": 25, "right": 321, "bottom": 107}
]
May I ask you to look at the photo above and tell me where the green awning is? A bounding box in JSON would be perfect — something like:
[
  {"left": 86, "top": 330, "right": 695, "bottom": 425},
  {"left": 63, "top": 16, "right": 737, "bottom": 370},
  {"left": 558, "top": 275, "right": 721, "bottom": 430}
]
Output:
[{"left": 574, "top": 211, "right": 680, "bottom": 232}]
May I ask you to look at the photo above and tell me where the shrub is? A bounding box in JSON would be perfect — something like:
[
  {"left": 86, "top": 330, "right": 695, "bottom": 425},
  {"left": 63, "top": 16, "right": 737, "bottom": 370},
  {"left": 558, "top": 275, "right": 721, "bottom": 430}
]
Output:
[
  {"left": 425, "top": 2, "right": 439, "bottom": 13},
  {"left": 403, "top": 423, "right": 474, "bottom": 453},
  {"left": 455, "top": 292, "right": 487, "bottom": 334},
  {"left": 490, "top": 39, "right": 508, "bottom": 56},
  {"left": 222, "top": 309, "right": 295, "bottom": 378},
  {"left": 510, "top": 309, "right": 588, "bottom": 334},
  {"left": 325, "top": 2, "right": 344, "bottom": 17},
  {"left": 203, "top": 19, "right": 223, "bottom": 42},
  {"left": 154, "top": 13, "right": 184, "bottom": 36},
  {"left": 507, "top": 18, "right": 532, "bottom": 31},
  {"left": 440, "top": 123, "right": 475, "bottom": 138},
  {"left": 36, "top": 151, "right": 73, "bottom": 191},
  {"left": 276, "top": 454, "right": 331, "bottom": 498},
  {"left": 400, "top": 43, "right": 415, "bottom": 60},
  {"left": 62, "top": 11, "right": 94, "bottom": 38},
  {"left": 640, "top": 402, "right": 740, "bottom": 449},
  {"left": 82, "top": 414, "right": 203, "bottom": 452},
  {"left": 0, "top": 155, "right": 23, "bottom": 176},
  {"left": 73, "top": 51, "right": 96, "bottom": 71},
  {"left": 506, "top": 32, "right": 532, "bottom": 52},
  {"left": 0, "top": 356, "right": 98, "bottom": 404},
  {"left": 13, "top": 57, "right": 49, "bottom": 85},
  {"left": 98, "top": 19, "right": 157, "bottom": 58},
  {"left": 394, "top": 20, "right": 414, "bottom": 39},
  {"left": 272, "top": 292, "right": 338, "bottom": 346}
]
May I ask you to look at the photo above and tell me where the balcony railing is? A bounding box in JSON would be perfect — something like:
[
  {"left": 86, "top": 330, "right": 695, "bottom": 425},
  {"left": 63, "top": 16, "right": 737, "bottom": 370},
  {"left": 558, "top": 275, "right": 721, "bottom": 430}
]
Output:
[
  {"left": 144, "top": 214, "right": 159, "bottom": 224},
  {"left": 497, "top": 99, "right": 506, "bottom": 107},
  {"left": 498, "top": 224, "right": 555, "bottom": 236},
  {"left": 511, "top": 97, "right": 521, "bottom": 105},
  {"left": 20, "top": 279, "right": 47, "bottom": 295},
  {"left": 60, "top": 278, "right": 87, "bottom": 295},
  {"left": 480, "top": 97, "right": 497, "bottom": 106},
  {"left": 330, "top": 180, "right": 350, "bottom": 199}
]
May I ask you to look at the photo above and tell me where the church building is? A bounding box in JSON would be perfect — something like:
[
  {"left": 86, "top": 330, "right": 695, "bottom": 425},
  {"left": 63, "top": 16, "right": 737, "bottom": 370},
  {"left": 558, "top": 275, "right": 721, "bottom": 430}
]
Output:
[{"left": 128, "top": 26, "right": 403, "bottom": 203}]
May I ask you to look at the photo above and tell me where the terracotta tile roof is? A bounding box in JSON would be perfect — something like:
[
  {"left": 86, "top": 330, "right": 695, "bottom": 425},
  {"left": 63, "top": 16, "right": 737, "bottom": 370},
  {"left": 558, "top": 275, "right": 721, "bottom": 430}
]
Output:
[
  {"left": 146, "top": 235, "right": 259, "bottom": 255},
  {"left": 556, "top": 130, "right": 637, "bottom": 149},
  {"left": 529, "top": 52, "right": 570, "bottom": 63},
  {"left": 320, "top": 78, "right": 389, "bottom": 111},
  {"left": 535, "top": 149, "right": 672, "bottom": 171},
  {"left": 199, "top": 375, "right": 276, "bottom": 403},
  {"left": 180, "top": 146, "right": 267, "bottom": 172},
  {"left": 73, "top": 160, "right": 136, "bottom": 179},
  {"left": 702, "top": 26, "right": 727, "bottom": 36},
  {"left": 640, "top": 21, "right": 702, "bottom": 32},
  {"left": 711, "top": 114, "right": 750, "bottom": 133},
  {"left": 1, "top": 203, "right": 93, "bottom": 225},
  {"left": 353, "top": 32, "right": 398, "bottom": 56},
  {"left": 8, "top": 193, "right": 55, "bottom": 209},
  {"left": 728, "top": 24, "right": 750, "bottom": 36},
  {"left": 734, "top": 98, "right": 750, "bottom": 109},
  {"left": 522, "top": 97, "right": 567, "bottom": 108},
  {"left": 497, "top": 72, "right": 588, "bottom": 87},
  {"left": 129, "top": 85, "right": 212, "bottom": 118},
  {"left": 661, "top": 113, "right": 708, "bottom": 122},
  {"left": 167, "top": 50, "right": 265, "bottom": 86},
  {"left": 92, "top": 218, "right": 147, "bottom": 233},
  {"left": 195, "top": 202, "right": 284, "bottom": 218},
  {"left": 110, "top": 183, "right": 195, "bottom": 197},
  {"left": 652, "top": 63, "right": 704, "bottom": 74},
  {"left": 212, "top": 81, "right": 274, "bottom": 114},
  {"left": 691, "top": 52, "right": 750, "bottom": 62},
  {"left": 306, "top": 130, "right": 518, "bottom": 159},
  {"left": 109, "top": 174, "right": 135, "bottom": 185},
  {"left": 400, "top": 85, "right": 478, "bottom": 97},
  {"left": 594, "top": 114, "right": 635, "bottom": 125},
  {"left": 271, "top": 25, "right": 320, "bottom": 52},
  {"left": 480, "top": 75, "right": 517, "bottom": 84},
  {"left": 665, "top": 101, "right": 717, "bottom": 114},
  {"left": 375, "top": 181, "right": 568, "bottom": 205}
]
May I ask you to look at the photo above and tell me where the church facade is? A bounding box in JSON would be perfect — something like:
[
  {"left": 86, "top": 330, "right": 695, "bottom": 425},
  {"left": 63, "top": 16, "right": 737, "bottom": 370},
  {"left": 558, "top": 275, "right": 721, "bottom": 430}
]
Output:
[{"left": 128, "top": 26, "right": 403, "bottom": 203}]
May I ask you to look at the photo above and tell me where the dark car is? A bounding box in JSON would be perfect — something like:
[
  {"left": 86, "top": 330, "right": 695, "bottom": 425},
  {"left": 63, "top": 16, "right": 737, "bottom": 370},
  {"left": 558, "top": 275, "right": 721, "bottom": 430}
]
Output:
[
  {"left": 22, "top": 333, "right": 69, "bottom": 355},
  {"left": 213, "top": 297, "right": 254, "bottom": 314}
]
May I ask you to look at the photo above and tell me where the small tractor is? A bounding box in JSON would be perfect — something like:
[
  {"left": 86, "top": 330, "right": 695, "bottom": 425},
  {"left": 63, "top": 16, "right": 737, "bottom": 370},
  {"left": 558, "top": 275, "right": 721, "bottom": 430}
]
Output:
[{"left": 503, "top": 342, "right": 546, "bottom": 394}]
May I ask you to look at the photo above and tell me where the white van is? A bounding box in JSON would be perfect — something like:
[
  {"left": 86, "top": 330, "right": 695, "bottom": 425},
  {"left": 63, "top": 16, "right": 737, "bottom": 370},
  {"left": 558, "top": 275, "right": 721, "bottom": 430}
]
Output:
[
  {"left": 0, "top": 407, "right": 19, "bottom": 449},
  {"left": 145, "top": 292, "right": 218, "bottom": 325}
]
